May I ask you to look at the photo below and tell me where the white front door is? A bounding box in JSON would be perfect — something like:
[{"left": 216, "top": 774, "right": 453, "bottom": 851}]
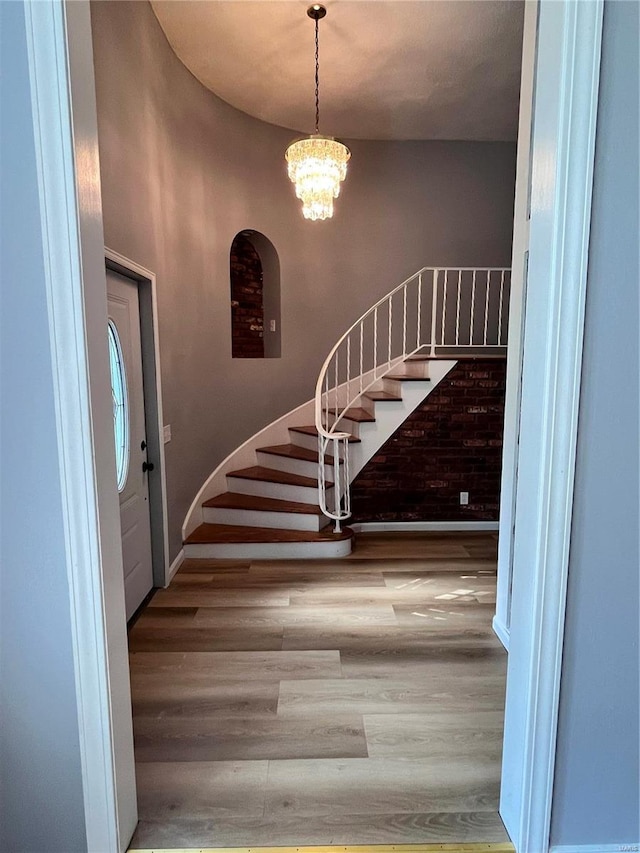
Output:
[{"left": 107, "top": 270, "right": 154, "bottom": 619}]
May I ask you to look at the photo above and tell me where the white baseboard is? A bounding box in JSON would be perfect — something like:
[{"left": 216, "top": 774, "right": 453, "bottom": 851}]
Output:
[
  {"left": 492, "top": 614, "right": 510, "bottom": 651},
  {"left": 166, "top": 548, "right": 184, "bottom": 585},
  {"left": 551, "top": 844, "right": 640, "bottom": 853},
  {"left": 351, "top": 521, "right": 500, "bottom": 532}
]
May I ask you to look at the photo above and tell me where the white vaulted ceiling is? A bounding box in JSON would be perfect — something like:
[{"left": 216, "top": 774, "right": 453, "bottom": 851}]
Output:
[{"left": 150, "top": 0, "right": 524, "bottom": 142}]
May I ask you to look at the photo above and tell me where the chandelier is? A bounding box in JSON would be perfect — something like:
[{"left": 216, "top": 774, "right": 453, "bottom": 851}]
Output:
[{"left": 285, "top": 4, "right": 351, "bottom": 221}]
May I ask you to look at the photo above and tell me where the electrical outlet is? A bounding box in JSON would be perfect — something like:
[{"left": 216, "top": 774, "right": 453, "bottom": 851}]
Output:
[
  {"left": 460, "top": 491, "right": 469, "bottom": 505},
  {"left": 269, "top": 319, "right": 277, "bottom": 332},
  {"left": 163, "top": 424, "right": 171, "bottom": 444}
]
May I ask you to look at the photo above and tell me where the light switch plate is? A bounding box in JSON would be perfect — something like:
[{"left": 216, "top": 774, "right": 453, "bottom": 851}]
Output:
[{"left": 163, "top": 424, "right": 171, "bottom": 444}]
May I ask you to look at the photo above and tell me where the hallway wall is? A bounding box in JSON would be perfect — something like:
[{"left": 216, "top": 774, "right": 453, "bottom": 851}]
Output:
[
  {"left": 90, "top": 0, "right": 517, "bottom": 558},
  {"left": 0, "top": 3, "right": 87, "bottom": 849}
]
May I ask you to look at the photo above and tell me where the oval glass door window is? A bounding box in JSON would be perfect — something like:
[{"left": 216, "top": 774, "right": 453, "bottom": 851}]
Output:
[{"left": 108, "top": 320, "right": 129, "bottom": 492}]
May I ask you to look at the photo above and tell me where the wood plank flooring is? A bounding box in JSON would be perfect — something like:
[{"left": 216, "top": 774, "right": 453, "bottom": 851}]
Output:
[{"left": 128, "top": 532, "right": 509, "bottom": 848}]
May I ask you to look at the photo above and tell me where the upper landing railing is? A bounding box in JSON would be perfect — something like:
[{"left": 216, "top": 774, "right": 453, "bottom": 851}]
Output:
[{"left": 314, "top": 266, "right": 511, "bottom": 530}]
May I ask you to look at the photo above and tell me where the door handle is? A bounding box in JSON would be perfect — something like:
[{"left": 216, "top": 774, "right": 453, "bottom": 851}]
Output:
[{"left": 142, "top": 461, "right": 154, "bottom": 473}]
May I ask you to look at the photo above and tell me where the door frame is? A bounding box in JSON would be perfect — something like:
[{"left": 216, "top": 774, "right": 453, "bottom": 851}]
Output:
[
  {"left": 26, "top": 0, "right": 603, "bottom": 851},
  {"left": 498, "top": 1, "right": 603, "bottom": 850},
  {"left": 23, "top": 2, "right": 137, "bottom": 849},
  {"left": 106, "top": 250, "right": 170, "bottom": 592},
  {"left": 493, "top": 0, "right": 539, "bottom": 652}
]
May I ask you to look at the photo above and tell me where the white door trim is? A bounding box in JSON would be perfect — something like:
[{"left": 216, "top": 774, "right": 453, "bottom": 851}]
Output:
[
  {"left": 499, "top": 2, "right": 604, "bottom": 851},
  {"left": 494, "top": 0, "right": 539, "bottom": 652},
  {"left": 106, "top": 249, "right": 171, "bottom": 589},
  {"left": 24, "top": 1, "right": 136, "bottom": 850}
]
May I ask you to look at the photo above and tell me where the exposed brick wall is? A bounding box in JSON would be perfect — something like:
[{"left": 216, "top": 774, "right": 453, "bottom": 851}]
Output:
[
  {"left": 350, "top": 359, "right": 506, "bottom": 522},
  {"left": 230, "top": 234, "right": 264, "bottom": 358}
]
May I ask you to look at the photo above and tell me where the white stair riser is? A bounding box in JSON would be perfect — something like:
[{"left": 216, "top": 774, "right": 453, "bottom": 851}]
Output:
[
  {"left": 227, "top": 475, "right": 324, "bottom": 505},
  {"left": 395, "top": 360, "right": 431, "bottom": 378},
  {"left": 289, "top": 430, "right": 360, "bottom": 454},
  {"left": 202, "top": 505, "right": 329, "bottom": 532},
  {"left": 382, "top": 377, "right": 430, "bottom": 395},
  {"left": 184, "top": 536, "right": 352, "bottom": 560},
  {"left": 324, "top": 415, "right": 364, "bottom": 435},
  {"left": 289, "top": 431, "right": 322, "bottom": 452},
  {"left": 255, "top": 451, "right": 334, "bottom": 482}
]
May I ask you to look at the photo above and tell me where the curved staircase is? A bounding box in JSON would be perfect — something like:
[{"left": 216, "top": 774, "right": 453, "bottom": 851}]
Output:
[
  {"left": 184, "top": 355, "right": 451, "bottom": 559},
  {"left": 183, "top": 266, "right": 510, "bottom": 560}
]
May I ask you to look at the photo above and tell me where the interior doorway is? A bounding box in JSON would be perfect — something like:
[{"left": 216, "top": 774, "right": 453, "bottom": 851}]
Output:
[
  {"left": 107, "top": 269, "right": 154, "bottom": 619},
  {"left": 27, "top": 0, "right": 605, "bottom": 850},
  {"left": 106, "top": 252, "right": 171, "bottom": 612}
]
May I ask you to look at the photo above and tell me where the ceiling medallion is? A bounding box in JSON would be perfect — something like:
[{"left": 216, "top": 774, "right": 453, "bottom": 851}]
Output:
[{"left": 285, "top": 5, "right": 351, "bottom": 221}]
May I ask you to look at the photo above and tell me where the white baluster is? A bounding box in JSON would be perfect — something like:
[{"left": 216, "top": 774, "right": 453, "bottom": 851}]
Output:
[
  {"left": 373, "top": 306, "right": 378, "bottom": 379},
  {"left": 344, "top": 438, "right": 351, "bottom": 516},
  {"left": 442, "top": 269, "right": 448, "bottom": 345},
  {"left": 455, "top": 269, "right": 461, "bottom": 345},
  {"left": 334, "top": 352, "right": 339, "bottom": 423},
  {"left": 402, "top": 284, "right": 407, "bottom": 357},
  {"left": 470, "top": 270, "right": 476, "bottom": 346},
  {"left": 484, "top": 270, "right": 490, "bottom": 346},
  {"left": 324, "top": 373, "right": 329, "bottom": 431},
  {"left": 347, "top": 334, "right": 351, "bottom": 401},
  {"left": 359, "top": 323, "right": 364, "bottom": 394},
  {"left": 333, "top": 436, "right": 342, "bottom": 533},
  {"left": 417, "top": 273, "right": 422, "bottom": 349},
  {"left": 430, "top": 269, "right": 438, "bottom": 357},
  {"left": 387, "top": 295, "right": 392, "bottom": 368},
  {"left": 498, "top": 269, "right": 505, "bottom": 346}
]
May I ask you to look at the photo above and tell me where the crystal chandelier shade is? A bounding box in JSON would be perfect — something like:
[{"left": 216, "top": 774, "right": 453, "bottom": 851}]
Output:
[
  {"left": 285, "top": 5, "right": 350, "bottom": 220},
  {"left": 285, "top": 135, "right": 351, "bottom": 221}
]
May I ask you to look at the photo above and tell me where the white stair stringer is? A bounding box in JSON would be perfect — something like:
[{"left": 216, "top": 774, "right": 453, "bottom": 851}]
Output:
[
  {"left": 348, "top": 359, "right": 458, "bottom": 481},
  {"left": 182, "top": 356, "right": 457, "bottom": 560}
]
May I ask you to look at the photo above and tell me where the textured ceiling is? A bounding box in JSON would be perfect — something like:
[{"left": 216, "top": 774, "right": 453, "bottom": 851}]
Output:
[{"left": 151, "top": 0, "right": 524, "bottom": 142}]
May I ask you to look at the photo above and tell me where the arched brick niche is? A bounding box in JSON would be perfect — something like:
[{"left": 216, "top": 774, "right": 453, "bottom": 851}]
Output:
[{"left": 230, "top": 230, "right": 281, "bottom": 359}]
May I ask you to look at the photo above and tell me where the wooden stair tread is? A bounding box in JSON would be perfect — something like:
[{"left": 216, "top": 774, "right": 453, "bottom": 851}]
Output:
[
  {"left": 185, "top": 523, "right": 352, "bottom": 545},
  {"left": 227, "top": 466, "right": 331, "bottom": 489},
  {"left": 203, "top": 492, "right": 323, "bottom": 515},
  {"left": 386, "top": 373, "right": 432, "bottom": 382},
  {"left": 338, "top": 407, "right": 376, "bottom": 423},
  {"left": 365, "top": 391, "right": 403, "bottom": 402},
  {"left": 257, "top": 443, "right": 334, "bottom": 463},
  {"left": 290, "top": 425, "right": 360, "bottom": 443}
]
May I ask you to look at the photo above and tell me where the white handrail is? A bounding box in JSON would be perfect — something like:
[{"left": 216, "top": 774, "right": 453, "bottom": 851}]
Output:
[{"left": 315, "top": 266, "right": 511, "bottom": 530}]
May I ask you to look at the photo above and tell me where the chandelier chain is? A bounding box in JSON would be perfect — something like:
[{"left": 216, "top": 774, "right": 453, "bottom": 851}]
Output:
[
  {"left": 285, "top": 4, "right": 350, "bottom": 220},
  {"left": 314, "top": 15, "right": 320, "bottom": 133}
]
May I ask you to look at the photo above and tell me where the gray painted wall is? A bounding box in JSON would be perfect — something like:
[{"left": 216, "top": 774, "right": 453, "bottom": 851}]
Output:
[
  {"left": 0, "top": 3, "right": 88, "bottom": 851},
  {"left": 551, "top": 1, "right": 640, "bottom": 846},
  {"left": 90, "top": 0, "right": 517, "bottom": 558}
]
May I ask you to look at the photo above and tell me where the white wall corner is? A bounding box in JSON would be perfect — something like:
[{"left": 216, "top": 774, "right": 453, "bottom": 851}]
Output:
[{"left": 499, "top": 1, "right": 604, "bottom": 850}]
